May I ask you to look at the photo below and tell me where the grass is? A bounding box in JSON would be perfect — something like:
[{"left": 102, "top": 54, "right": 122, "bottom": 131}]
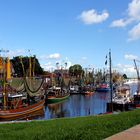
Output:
[{"left": 1, "top": 109, "right": 140, "bottom": 140}]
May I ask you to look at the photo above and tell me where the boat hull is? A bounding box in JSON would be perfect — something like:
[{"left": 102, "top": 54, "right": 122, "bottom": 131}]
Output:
[
  {"left": 46, "top": 94, "right": 70, "bottom": 104},
  {"left": 107, "top": 102, "right": 135, "bottom": 112},
  {"left": 0, "top": 99, "right": 45, "bottom": 120},
  {"left": 95, "top": 88, "right": 110, "bottom": 92}
]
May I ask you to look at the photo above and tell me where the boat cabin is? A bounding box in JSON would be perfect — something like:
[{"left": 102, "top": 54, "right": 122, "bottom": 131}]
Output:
[
  {"left": 7, "top": 94, "right": 28, "bottom": 109},
  {"left": 116, "top": 84, "right": 130, "bottom": 98}
]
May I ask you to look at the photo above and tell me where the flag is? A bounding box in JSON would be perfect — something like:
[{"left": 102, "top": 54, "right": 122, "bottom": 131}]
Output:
[{"left": 105, "top": 55, "right": 107, "bottom": 65}]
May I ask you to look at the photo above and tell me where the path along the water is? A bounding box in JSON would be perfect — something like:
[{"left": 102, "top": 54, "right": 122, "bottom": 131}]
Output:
[{"left": 105, "top": 124, "right": 140, "bottom": 140}]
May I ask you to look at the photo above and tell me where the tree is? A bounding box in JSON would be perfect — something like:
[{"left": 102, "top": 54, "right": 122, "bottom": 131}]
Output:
[
  {"left": 69, "top": 64, "right": 83, "bottom": 77},
  {"left": 123, "top": 74, "right": 127, "bottom": 79},
  {"left": 11, "top": 56, "right": 43, "bottom": 77}
]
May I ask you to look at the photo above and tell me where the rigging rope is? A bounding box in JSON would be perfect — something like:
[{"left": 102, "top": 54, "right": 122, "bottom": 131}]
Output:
[{"left": 24, "top": 77, "right": 44, "bottom": 96}]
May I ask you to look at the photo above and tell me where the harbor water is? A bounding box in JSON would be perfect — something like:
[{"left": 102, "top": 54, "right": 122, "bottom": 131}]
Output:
[{"left": 36, "top": 83, "right": 138, "bottom": 121}]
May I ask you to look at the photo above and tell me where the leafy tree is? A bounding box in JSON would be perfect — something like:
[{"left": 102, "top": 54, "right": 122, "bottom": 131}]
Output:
[
  {"left": 123, "top": 74, "right": 127, "bottom": 79},
  {"left": 69, "top": 64, "right": 83, "bottom": 77},
  {"left": 11, "top": 56, "right": 43, "bottom": 77}
]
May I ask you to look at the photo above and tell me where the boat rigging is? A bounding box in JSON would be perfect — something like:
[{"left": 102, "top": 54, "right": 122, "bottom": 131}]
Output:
[{"left": 133, "top": 59, "right": 140, "bottom": 94}]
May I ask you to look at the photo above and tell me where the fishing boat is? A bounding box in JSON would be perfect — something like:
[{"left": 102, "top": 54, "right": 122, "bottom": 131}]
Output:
[
  {"left": 107, "top": 54, "right": 134, "bottom": 112},
  {"left": 108, "top": 84, "right": 133, "bottom": 111},
  {"left": 69, "top": 85, "right": 80, "bottom": 94},
  {"left": 84, "top": 91, "right": 94, "bottom": 95},
  {"left": 0, "top": 56, "right": 45, "bottom": 121},
  {"left": 80, "top": 85, "right": 95, "bottom": 95},
  {"left": 46, "top": 86, "right": 70, "bottom": 104},
  {"left": 46, "top": 68, "right": 70, "bottom": 104},
  {"left": 133, "top": 59, "right": 140, "bottom": 108},
  {"left": 0, "top": 94, "right": 45, "bottom": 120},
  {"left": 95, "top": 82, "right": 110, "bottom": 92}
]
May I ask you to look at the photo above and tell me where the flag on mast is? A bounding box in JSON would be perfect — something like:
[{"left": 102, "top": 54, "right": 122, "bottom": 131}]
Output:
[{"left": 105, "top": 55, "right": 107, "bottom": 65}]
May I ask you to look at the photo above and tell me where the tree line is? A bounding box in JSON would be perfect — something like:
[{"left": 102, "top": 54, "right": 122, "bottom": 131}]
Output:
[{"left": 10, "top": 56, "right": 127, "bottom": 84}]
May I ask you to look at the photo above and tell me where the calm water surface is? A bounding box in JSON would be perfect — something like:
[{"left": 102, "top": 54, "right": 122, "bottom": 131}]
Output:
[
  {"left": 36, "top": 92, "right": 110, "bottom": 120},
  {"left": 35, "top": 83, "right": 137, "bottom": 121}
]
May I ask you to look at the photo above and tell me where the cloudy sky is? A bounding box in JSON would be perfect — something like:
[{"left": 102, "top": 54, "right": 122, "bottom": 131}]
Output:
[{"left": 0, "top": 0, "right": 140, "bottom": 77}]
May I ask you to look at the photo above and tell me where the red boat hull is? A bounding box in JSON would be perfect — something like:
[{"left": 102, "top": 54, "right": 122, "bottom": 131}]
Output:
[{"left": 0, "top": 99, "right": 45, "bottom": 120}]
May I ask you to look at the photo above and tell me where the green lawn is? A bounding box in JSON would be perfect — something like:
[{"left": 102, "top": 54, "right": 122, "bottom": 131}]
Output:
[{"left": 1, "top": 109, "right": 140, "bottom": 140}]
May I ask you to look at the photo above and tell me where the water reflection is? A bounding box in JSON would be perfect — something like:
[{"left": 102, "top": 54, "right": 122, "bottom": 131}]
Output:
[{"left": 44, "top": 92, "right": 109, "bottom": 120}]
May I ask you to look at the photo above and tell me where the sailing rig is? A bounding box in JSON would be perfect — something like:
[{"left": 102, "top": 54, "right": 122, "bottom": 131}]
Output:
[
  {"left": 0, "top": 56, "right": 45, "bottom": 121},
  {"left": 133, "top": 59, "right": 140, "bottom": 107},
  {"left": 46, "top": 69, "right": 70, "bottom": 104}
]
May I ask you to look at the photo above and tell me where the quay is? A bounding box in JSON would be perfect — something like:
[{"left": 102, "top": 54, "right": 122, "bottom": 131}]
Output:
[{"left": 106, "top": 124, "right": 140, "bottom": 140}]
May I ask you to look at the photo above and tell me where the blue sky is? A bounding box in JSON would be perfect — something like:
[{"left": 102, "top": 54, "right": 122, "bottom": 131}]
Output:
[{"left": 0, "top": 0, "right": 140, "bottom": 77}]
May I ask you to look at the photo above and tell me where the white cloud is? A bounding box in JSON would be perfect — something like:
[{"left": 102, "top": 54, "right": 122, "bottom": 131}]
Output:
[
  {"left": 7, "top": 49, "right": 26, "bottom": 58},
  {"left": 47, "top": 53, "right": 60, "bottom": 59},
  {"left": 110, "top": 0, "right": 140, "bottom": 41},
  {"left": 124, "top": 54, "right": 139, "bottom": 60},
  {"left": 39, "top": 53, "right": 61, "bottom": 60},
  {"left": 111, "top": 0, "right": 140, "bottom": 28},
  {"left": 42, "top": 62, "right": 55, "bottom": 71},
  {"left": 110, "top": 19, "right": 131, "bottom": 27},
  {"left": 128, "top": 0, "right": 140, "bottom": 21},
  {"left": 128, "top": 22, "right": 140, "bottom": 41},
  {"left": 78, "top": 9, "right": 109, "bottom": 25},
  {"left": 116, "top": 63, "right": 136, "bottom": 77}
]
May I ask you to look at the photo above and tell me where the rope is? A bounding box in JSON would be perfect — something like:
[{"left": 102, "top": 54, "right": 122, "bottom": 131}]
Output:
[{"left": 24, "top": 77, "right": 44, "bottom": 96}]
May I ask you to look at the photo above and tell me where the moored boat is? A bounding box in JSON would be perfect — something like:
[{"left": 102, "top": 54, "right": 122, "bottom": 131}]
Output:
[
  {"left": 69, "top": 85, "right": 80, "bottom": 94},
  {"left": 0, "top": 56, "right": 45, "bottom": 121},
  {"left": 46, "top": 86, "right": 70, "bottom": 104},
  {"left": 0, "top": 94, "right": 45, "bottom": 120},
  {"left": 84, "top": 91, "right": 94, "bottom": 95},
  {"left": 107, "top": 84, "right": 134, "bottom": 111},
  {"left": 95, "top": 83, "right": 110, "bottom": 92}
]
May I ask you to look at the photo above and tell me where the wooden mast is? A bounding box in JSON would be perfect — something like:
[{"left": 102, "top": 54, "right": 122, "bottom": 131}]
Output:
[
  {"left": 3, "top": 57, "right": 6, "bottom": 110},
  {"left": 0, "top": 49, "right": 9, "bottom": 110}
]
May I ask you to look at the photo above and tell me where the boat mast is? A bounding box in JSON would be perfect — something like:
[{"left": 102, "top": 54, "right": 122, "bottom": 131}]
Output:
[
  {"left": 109, "top": 50, "right": 113, "bottom": 112},
  {"left": 0, "top": 49, "right": 9, "bottom": 110},
  {"left": 3, "top": 58, "right": 6, "bottom": 110}
]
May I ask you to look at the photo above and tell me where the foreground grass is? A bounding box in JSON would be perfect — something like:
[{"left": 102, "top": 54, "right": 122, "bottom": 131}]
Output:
[{"left": 1, "top": 109, "right": 140, "bottom": 140}]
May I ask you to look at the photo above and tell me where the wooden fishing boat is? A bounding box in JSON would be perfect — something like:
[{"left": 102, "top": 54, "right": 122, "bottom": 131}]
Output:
[
  {"left": 0, "top": 95, "right": 45, "bottom": 120},
  {"left": 46, "top": 87, "right": 70, "bottom": 104},
  {"left": 47, "top": 94, "right": 70, "bottom": 104},
  {"left": 0, "top": 56, "right": 45, "bottom": 121}
]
